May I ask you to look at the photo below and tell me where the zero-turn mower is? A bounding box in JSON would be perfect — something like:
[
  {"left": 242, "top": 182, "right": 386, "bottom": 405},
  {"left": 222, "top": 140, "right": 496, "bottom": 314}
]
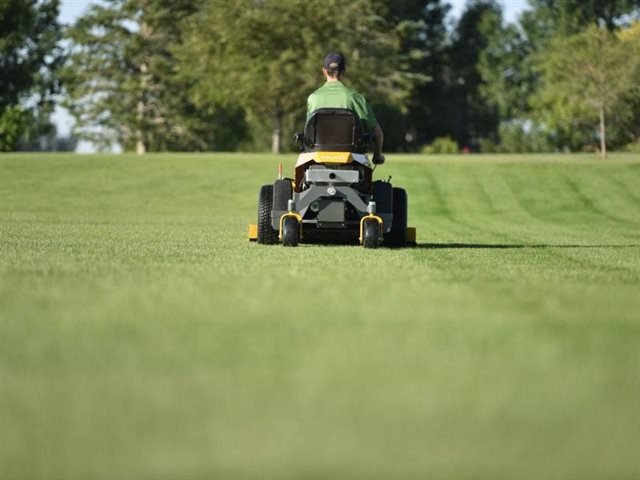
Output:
[{"left": 248, "top": 108, "right": 416, "bottom": 248}]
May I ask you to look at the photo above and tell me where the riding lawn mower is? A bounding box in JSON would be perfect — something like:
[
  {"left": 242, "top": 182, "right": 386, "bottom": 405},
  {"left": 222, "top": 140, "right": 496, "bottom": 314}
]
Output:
[{"left": 248, "top": 108, "right": 416, "bottom": 248}]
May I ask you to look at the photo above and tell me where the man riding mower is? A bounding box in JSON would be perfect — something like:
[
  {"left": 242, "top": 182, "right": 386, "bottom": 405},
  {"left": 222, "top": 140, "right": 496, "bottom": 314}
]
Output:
[{"left": 248, "top": 52, "right": 415, "bottom": 248}]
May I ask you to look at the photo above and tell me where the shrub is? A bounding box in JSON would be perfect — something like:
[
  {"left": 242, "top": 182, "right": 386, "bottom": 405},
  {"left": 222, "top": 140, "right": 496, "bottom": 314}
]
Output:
[
  {"left": 496, "top": 120, "right": 555, "bottom": 153},
  {"left": 478, "top": 138, "right": 499, "bottom": 153},
  {"left": 623, "top": 139, "right": 640, "bottom": 153},
  {"left": 422, "top": 137, "right": 460, "bottom": 154}
]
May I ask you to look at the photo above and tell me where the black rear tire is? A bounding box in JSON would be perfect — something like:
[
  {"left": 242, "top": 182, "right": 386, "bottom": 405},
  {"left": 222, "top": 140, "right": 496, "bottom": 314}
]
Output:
[
  {"left": 363, "top": 219, "right": 380, "bottom": 249},
  {"left": 282, "top": 216, "right": 300, "bottom": 247},
  {"left": 257, "top": 185, "right": 278, "bottom": 244},
  {"left": 372, "top": 181, "right": 393, "bottom": 215},
  {"left": 273, "top": 179, "right": 293, "bottom": 211},
  {"left": 385, "top": 187, "right": 407, "bottom": 248}
]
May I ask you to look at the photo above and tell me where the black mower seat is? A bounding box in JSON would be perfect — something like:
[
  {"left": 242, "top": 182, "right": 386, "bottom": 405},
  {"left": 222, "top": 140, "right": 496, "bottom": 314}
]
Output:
[{"left": 303, "top": 108, "right": 367, "bottom": 153}]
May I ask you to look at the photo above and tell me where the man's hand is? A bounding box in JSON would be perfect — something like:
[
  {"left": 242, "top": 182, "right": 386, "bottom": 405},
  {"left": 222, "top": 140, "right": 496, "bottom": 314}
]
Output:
[{"left": 372, "top": 153, "right": 385, "bottom": 165}]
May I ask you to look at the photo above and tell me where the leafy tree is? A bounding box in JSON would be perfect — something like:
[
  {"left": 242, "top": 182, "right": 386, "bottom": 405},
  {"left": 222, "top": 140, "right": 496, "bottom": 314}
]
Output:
[
  {"left": 377, "top": 0, "right": 450, "bottom": 150},
  {"left": 478, "top": 0, "right": 640, "bottom": 152},
  {"left": 63, "top": 0, "right": 243, "bottom": 153},
  {"left": 0, "top": 0, "right": 62, "bottom": 151},
  {"left": 529, "top": 0, "right": 640, "bottom": 35},
  {"left": 535, "top": 24, "right": 640, "bottom": 157},
  {"left": 446, "top": 0, "right": 503, "bottom": 149},
  {"left": 611, "top": 21, "right": 640, "bottom": 147},
  {"left": 175, "top": 0, "right": 414, "bottom": 153},
  {"left": 478, "top": 14, "right": 534, "bottom": 120}
]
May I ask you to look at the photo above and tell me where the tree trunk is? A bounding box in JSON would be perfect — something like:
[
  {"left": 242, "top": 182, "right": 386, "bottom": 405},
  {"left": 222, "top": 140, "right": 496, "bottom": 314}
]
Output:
[
  {"left": 271, "top": 111, "right": 283, "bottom": 154},
  {"left": 135, "top": 59, "right": 148, "bottom": 154},
  {"left": 136, "top": 98, "right": 146, "bottom": 155},
  {"left": 599, "top": 104, "right": 606, "bottom": 160},
  {"left": 136, "top": 22, "right": 151, "bottom": 155}
]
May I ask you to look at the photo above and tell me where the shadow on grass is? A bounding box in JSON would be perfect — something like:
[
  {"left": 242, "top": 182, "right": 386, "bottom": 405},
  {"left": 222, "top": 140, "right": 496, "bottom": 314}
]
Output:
[
  {"left": 416, "top": 243, "right": 639, "bottom": 249},
  {"left": 267, "top": 240, "right": 639, "bottom": 249}
]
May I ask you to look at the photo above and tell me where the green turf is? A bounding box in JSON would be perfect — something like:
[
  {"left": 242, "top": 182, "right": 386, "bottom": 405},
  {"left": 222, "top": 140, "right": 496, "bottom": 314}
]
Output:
[{"left": 2, "top": 152, "right": 640, "bottom": 479}]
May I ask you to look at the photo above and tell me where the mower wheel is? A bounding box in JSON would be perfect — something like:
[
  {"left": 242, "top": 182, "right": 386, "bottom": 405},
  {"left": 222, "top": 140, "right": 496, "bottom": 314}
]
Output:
[
  {"left": 281, "top": 216, "right": 300, "bottom": 247},
  {"left": 362, "top": 219, "right": 380, "bottom": 249},
  {"left": 384, "top": 188, "right": 408, "bottom": 247},
  {"left": 257, "top": 185, "right": 278, "bottom": 244},
  {"left": 273, "top": 179, "right": 293, "bottom": 211}
]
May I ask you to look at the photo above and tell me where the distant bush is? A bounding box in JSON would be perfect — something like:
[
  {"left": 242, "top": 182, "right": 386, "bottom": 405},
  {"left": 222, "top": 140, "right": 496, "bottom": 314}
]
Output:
[
  {"left": 476, "top": 120, "right": 556, "bottom": 153},
  {"left": 623, "top": 140, "right": 640, "bottom": 153},
  {"left": 496, "top": 120, "right": 555, "bottom": 153},
  {"left": 478, "top": 138, "right": 499, "bottom": 153},
  {"left": 422, "top": 137, "right": 460, "bottom": 154}
]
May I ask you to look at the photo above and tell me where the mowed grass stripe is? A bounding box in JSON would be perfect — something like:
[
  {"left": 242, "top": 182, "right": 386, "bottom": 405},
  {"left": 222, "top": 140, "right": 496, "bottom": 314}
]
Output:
[{"left": 1, "top": 153, "right": 640, "bottom": 479}]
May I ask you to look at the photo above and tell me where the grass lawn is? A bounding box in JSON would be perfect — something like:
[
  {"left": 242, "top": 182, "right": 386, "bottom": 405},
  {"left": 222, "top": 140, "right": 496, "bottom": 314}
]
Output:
[{"left": 2, "top": 152, "right": 640, "bottom": 479}]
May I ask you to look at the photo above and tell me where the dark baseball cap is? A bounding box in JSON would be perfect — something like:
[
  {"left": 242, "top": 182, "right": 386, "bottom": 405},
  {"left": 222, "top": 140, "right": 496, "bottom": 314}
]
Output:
[{"left": 323, "top": 52, "right": 346, "bottom": 71}]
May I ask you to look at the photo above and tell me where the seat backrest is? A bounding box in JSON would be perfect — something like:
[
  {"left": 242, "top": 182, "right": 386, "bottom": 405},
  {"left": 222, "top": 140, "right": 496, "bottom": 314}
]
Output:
[{"left": 303, "top": 108, "right": 366, "bottom": 153}]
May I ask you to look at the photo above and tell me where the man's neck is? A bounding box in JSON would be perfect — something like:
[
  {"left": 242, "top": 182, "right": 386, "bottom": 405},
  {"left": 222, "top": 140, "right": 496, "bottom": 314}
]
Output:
[{"left": 325, "top": 76, "right": 341, "bottom": 83}]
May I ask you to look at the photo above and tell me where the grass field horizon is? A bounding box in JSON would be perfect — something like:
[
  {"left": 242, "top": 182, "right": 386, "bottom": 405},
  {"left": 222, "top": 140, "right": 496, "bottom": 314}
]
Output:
[{"left": 2, "top": 152, "right": 640, "bottom": 479}]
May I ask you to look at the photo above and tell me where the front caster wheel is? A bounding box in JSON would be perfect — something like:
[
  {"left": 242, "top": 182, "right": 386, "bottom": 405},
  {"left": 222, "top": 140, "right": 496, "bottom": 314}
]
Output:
[
  {"left": 362, "top": 219, "right": 380, "bottom": 249},
  {"left": 282, "top": 216, "right": 300, "bottom": 247}
]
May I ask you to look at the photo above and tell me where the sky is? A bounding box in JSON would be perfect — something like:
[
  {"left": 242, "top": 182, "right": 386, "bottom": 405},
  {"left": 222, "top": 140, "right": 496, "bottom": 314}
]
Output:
[
  {"left": 57, "top": 0, "right": 532, "bottom": 25},
  {"left": 53, "top": 0, "right": 531, "bottom": 150}
]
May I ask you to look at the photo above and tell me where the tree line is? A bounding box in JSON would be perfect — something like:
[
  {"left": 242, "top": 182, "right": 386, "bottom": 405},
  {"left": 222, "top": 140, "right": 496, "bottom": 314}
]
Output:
[{"left": 1, "top": 0, "right": 639, "bottom": 156}]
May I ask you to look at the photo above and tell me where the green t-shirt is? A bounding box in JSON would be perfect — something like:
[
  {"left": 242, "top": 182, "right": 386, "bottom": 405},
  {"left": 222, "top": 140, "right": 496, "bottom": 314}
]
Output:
[{"left": 306, "top": 80, "right": 378, "bottom": 130}]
